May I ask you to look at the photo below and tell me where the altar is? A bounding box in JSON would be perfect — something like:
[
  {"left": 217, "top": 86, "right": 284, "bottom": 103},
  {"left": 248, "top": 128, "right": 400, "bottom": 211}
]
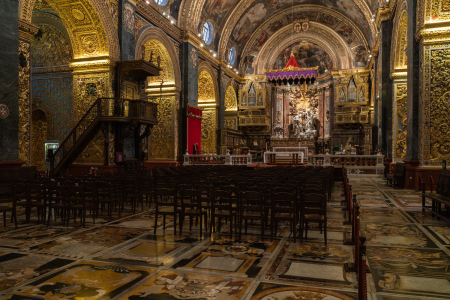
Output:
[{"left": 264, "top": 146, "right": 308, "bottom": 164}]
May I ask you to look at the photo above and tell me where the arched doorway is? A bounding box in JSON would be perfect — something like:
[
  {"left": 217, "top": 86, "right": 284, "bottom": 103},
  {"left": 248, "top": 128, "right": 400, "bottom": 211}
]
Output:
[{"left": 198, "top": 70, "right": 218, "bottom": 154}]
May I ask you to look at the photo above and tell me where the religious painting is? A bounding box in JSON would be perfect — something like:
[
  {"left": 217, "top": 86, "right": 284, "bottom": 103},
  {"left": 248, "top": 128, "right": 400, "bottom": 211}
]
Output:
[
  {"left": 230, "top": 0, "right": 370, "bottom": 54},
  {"left": 353, "top": 45, "right": 368, "bottom": 67},
  {"left": 243, "top": 54, "right": 256, "bottom": 75},
  {"left": 251, "top": 31, "right": 269, "bottom": 51},
  {"left": 203, "top": 0, "right": 240, "bottom": 29},
  {"left": 273, "top": 41, "right": 333, "bottom": 75},
  {"left": 317, "top": 12, "right": 341, "bottom": 28},
  {"left": 169, "top": 0, "right": 182, "bottom": 21},
  {"left": 232, "top": 3, "right": 267, "bottom": 46},
  {"left": 31, "top": 24, "right": 72, "bottom": 67},
  {"left": 336, "top": 23, "right": 358, "bottom": 45},
  {"left": 266, "top": 18, "right": 286, "bottom": 35}
]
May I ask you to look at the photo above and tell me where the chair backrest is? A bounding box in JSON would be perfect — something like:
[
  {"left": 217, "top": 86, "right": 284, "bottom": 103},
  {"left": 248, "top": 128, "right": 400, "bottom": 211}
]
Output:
[
  {"left": 211, "top": 190, "right": 233, "bottom": 212},
  {"left": 239, "top": 191, "right": 264, "bottom": 212},
  {"left": 155, "top": 188, "right": 177, "bottom": 207},
  {"left": 181, "top": 189, "right": 202, "bottom": 210},
  {"left": 0, "top": 185, "right": 16, "bottom": 205},
  {"left": 437, "top": 170, "right": 450, "bottom": 196},
  {"left": 302, "top": 192, "right": 327, "bottom": 216},
  {"left": 272, "top": 191, "right": 296, "bottom": 214}
]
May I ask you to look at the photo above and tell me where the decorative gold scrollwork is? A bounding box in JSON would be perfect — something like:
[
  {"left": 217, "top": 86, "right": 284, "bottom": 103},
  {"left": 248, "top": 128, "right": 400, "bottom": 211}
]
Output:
[{"left": 396, "top": 85, "right": 407, "bottom": 159}]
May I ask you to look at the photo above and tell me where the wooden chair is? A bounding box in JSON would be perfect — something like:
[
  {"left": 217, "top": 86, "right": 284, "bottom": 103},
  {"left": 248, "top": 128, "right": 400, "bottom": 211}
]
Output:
[
  {"left": 46, "top": 184, "right": 69, "bottom": 226},
  {"left": 300, "top": 192, "right": 327, "bottom": 245},
  {"left": 238, "top": 191, "right": 265, "bottom": 239},
  {"left": 67, "top": 185, "right": 96, "bottom": 227},
  {"left": 27, "top": 183, "right": 47, "bottom": 223},
  {"left": 154, "top": 188, "right": 180, "bottom": 235},
  {"left": 210, "top": 190, "right": 236, "bottom": 237},
  {"left": 0, "top": 185, "right": 18, "bottom": 228},
  {"left": 122, "top": 178, "right": 141, "bottom": 213},
  {"left": 271, "top": 191, "right": 297, "bottom": 242},
  {"left": 180, "top": 189, "right": 208, "bottom": 234},
  {"left": 387, "top": 163, "right": 406, "bottom": 189}
]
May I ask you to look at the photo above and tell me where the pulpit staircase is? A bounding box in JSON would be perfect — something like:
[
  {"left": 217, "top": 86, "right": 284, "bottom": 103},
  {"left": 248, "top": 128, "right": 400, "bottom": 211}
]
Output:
[{"left": 49, "top": 98, "right": 158, "bottom": 177}]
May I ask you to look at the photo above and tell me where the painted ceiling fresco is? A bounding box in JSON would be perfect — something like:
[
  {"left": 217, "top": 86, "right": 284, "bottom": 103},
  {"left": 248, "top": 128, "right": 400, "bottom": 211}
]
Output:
[{"left": 273, "top": 41, "right": 333, "bottom": 75}]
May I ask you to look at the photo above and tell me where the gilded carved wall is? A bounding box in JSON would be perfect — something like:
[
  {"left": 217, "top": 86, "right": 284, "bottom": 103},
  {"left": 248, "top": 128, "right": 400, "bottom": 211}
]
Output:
[
  {"left": 31, "top": 24, "right": 72, "bottom": 67},
  {"left": 150, "top": 97, "right": 174, "bottom": 158},
  {"left": 73, "top": 73, "right": 110, "bottom": 164},
  {"left": 31, "top": 112, "right": 48, "bottom": 172},
  {"left": 19, "top": 40, "right": 31, "bottom": 165},
  {"left": 395, "top": 84, "right": 407, "bottom": 159},
  {"left": 198, "top": 70, "right": 217, "bottom": 154},
  {"left": 145, "top": 39, "right": 177, "bottom": 160},
  {"left": 225, "top": 85, "right": 238, "bottom": 111},
  {"left": 428, "top": 47, "right": 450, "bottom": 161}
]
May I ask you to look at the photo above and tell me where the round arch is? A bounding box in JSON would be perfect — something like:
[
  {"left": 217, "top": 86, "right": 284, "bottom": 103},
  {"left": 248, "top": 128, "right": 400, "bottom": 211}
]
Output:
[
  {"left": 21, "top": 0, "right": 119, "bottom": 60},
  {"left": 136, "top": 27, "right": 182, "bottom": 91},
  {"left": 224, "top": 85, "right": 238, "bottom": 112},
  {"left": 253, "top": 22, "right": 353, "bottom": 76},
  {"left": 391, "top": 0, "right": 408, "bottom": 74},
  {"left": 198, "top": 61, "right": 220, "bottom": 107},
  {"left": 216, "top": 1, "right": 376, "bottom": 61}
]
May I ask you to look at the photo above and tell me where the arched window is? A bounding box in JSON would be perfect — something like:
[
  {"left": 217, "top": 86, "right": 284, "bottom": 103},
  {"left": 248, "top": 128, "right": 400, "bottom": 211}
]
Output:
[
  {"left": 154, "top": 0, "right": 168, "bottom": 5},
  {"left": 229, "top": 47, "right": 236, "bottom": 65},
  {"left": 202, "top": 22, "right": 214, "bottom": 45}
]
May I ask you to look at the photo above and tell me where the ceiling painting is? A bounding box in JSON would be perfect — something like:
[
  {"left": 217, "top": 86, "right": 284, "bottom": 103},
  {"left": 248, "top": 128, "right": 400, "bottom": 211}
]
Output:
[{"left": 273, "top": 40, "right": 333, "bottom": 75}]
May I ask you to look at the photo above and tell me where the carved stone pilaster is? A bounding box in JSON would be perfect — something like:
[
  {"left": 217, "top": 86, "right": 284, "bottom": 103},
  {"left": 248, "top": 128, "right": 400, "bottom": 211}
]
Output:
[{"left": 18, "top": 20, "right": 39, "bottom": 165}]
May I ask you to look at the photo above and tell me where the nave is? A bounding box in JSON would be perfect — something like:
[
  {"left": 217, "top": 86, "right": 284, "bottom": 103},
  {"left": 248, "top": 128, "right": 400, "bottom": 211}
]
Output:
[{"left": 0, "top": 167, "right": 448, "bottom": 300}]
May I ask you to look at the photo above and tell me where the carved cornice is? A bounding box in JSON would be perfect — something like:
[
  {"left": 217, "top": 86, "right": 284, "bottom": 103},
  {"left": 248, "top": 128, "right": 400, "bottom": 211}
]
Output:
[
  {"left": 69, "top": 56, "right": 116, "bottom": 74},
  {"left": 375, "top": 0, "right": 397, "bottom": 27},
  {"left": 136, "top": 2, "right": 183, "bottom": 44},
  {"left": 19, "top": 20, "right": 39, "bottom": 43},
  {"left": 32, "top": 65, "right": 73, "bottom": 74},
  {"left": 390, "top": 72, "right": 408, "bottom": 79}
]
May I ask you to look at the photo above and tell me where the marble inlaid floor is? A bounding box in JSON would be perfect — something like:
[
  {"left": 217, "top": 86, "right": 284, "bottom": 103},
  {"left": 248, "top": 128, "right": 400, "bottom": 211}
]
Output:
[{"left": 0, "top": 175, "right": 449, "bottom": 300}]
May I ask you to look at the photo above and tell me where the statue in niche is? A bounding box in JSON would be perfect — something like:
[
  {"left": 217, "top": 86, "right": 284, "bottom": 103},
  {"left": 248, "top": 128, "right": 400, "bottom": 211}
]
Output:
[
  {"left": 141, "top": 45, "right": 145, "bottom": 60},
  {"left": 157, "top": 56, "right": 161, "bottom": 68},
  {"left": 149, "top": 51, "right": 153, "bottom": 63}
]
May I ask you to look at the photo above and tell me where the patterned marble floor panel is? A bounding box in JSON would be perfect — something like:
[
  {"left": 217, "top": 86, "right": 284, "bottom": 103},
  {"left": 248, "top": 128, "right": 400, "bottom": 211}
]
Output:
[
  {"left": 171, "top": 234, "right": 280, "bottom": 278},
  {"left": 262, "top": 240, "right": 356, "bottom": 289},
  {"left": 0, "top": 253, "right": 74, "bottom": 292},
  {"left": 23, "top": 226, "right": 148, "bottom": 259},
  {"left": 2, "top": 262, "right": 154, "bottom": 300},
  {"left": 121, "top": 270, "right": 251, "bottom": 300},
  {"left": 0, "top": 225, "right": 80, "bottom": 249},
  {"left": 247, "top": 283, "right": 357, "bottom": 300}
]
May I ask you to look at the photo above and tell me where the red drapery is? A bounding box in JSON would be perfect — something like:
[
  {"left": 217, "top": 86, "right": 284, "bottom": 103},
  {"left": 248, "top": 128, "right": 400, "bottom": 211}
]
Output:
[{"left": 187, "top": 105, "right": 202, "bottom": 154}]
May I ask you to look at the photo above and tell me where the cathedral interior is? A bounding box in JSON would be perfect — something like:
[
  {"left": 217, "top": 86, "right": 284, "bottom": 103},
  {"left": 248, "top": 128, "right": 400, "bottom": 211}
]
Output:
[{"left": 1, "top": 0, "right": 450, "bottom": 299}]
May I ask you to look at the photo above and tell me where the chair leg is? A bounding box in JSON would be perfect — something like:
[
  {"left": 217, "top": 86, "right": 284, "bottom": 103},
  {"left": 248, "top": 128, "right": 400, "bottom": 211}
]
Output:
[
  {"left": 3, "top": 211, "right": 6, "bottom": 227},
  {"left": 154, "top": 211, "right": 158, "bottom": 235},
  {"left": 324, "top": 221, "right": 327, "bottom": 246},
  {"left": 173, "top": 213, "right": 177, "bottom": 236}
]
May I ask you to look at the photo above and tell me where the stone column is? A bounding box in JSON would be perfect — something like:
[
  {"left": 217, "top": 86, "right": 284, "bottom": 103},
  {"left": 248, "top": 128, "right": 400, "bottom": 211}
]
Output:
[
  {"left": 0, "top": 0, "right": 20, "bottom": 163},
  {"left": 404, "top": 0, "right": 420, "bottom": 189},
  {"left": 379, "top": 19, "right": 394, "bottom": 159}
]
